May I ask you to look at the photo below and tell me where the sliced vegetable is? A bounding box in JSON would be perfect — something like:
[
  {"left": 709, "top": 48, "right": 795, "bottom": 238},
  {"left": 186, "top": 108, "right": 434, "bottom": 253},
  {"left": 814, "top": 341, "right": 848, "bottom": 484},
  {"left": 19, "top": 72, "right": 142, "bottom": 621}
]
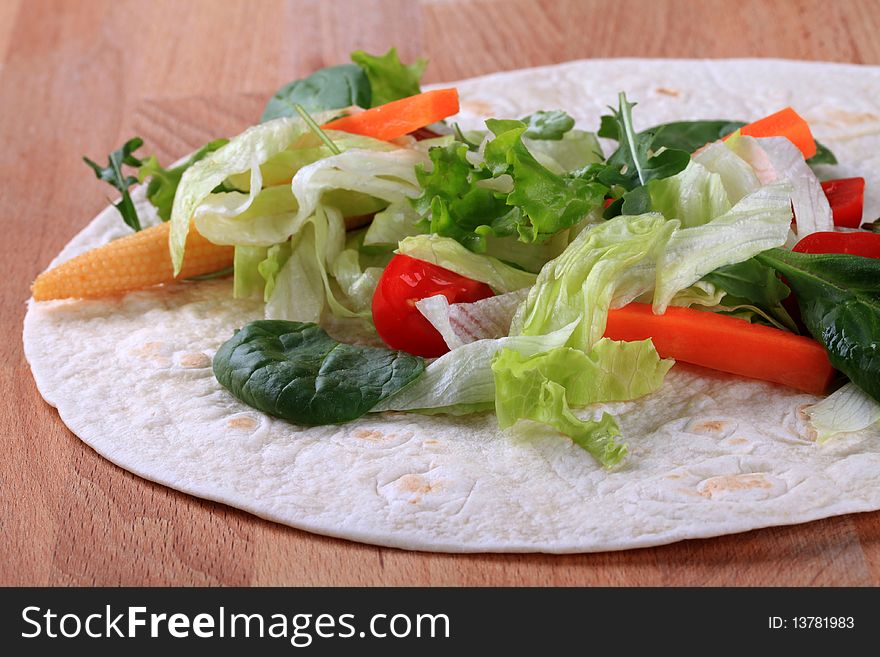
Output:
[
  {"left": 32, "top": 221, "right": 233, "bottom": 301},
  {"left": 322, "top": 88, "right": 460, "bottom": 142},
  {"left": 603, "top": 302, "right": 834, "bottom": 395},
  {"left": 213, "top": 320, "right": 424, "bottom": 426},
  {"left": 821, "top": 177, "right": 865, "bottom": 228},
  {"left": 372, "top": 254, "right": 494, "bottom": 357},
  {"left": 416, "top": 289, "right": 529, "bottom": 350},
  {"left": 755, "top": 248, "right": 880, "bottom": 401},
  {"left": 731, "top": 106, "right": 817, "bottom": 159},
  {"left": 792, "top": 231, "right": 880, "bottom": 258}
]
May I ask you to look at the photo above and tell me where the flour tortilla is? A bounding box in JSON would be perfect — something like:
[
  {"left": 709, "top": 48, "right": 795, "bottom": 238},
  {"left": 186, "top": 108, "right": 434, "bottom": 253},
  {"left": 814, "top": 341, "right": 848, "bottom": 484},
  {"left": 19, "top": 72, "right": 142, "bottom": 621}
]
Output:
[{"left": 23, "top": 59, "right": 880, "bottom": 552}]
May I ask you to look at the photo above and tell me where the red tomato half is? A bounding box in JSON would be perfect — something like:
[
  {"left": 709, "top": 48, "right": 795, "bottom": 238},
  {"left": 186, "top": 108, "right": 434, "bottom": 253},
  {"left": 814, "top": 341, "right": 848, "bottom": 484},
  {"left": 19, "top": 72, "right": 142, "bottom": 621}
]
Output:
[
  {"left": 792, "top": 231, "right": 880, "bottom": 258},
  {"left": 372, "top": 254, "right": 494, "bottom": 357}
]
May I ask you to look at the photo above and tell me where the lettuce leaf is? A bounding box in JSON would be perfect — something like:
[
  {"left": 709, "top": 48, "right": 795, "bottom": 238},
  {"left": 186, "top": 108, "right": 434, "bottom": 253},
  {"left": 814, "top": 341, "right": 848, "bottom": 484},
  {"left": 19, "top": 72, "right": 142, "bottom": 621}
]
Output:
[
  {"left": 170, "top": 115, "right": 333, "bottom": 274},
  {"left": 520, "top": 110, "right": 575, "bottom": 140},
  {"left": 511, "top": 213, "right": 675, "bottom": 350},
  {"left": 648, "top": 160, "right": 731, "bottom": 228},
  {"left": 415, "top": 289, "right": 530, "bottom": 349},
  {"left": 373, "top": 321, "right": 579, "bottom": 412},
  {"left": 397, "top": 234, "right": 537, "bottom": 293},
  {"left": 351, "top": 48, "right": 426, "bottom": 106},
  {"left": 806, "top": 383, "right": 880, "bottom": 443},
  {"left": 491, "top": 339, "right": 672, "bottom": 467}
]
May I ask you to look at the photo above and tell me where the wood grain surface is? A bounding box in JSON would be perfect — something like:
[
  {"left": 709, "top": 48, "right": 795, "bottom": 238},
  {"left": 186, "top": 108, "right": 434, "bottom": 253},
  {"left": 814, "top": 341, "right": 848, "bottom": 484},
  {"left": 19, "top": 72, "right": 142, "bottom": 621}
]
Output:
[{"left": 3, "top": 0, "right": 880, "bottom": 586}]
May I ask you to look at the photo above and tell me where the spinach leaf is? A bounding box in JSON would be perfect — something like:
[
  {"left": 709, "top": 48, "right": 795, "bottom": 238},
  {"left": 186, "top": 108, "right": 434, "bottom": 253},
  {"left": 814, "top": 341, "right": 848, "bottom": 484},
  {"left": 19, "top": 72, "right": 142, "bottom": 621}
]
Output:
[
  {"left": 351, "top": 47, "right": 425, "bottom": 106},
  {"left": 520, "top": 110, "right": 575, "bottom": 140},
  {"left": 138, "top": 138, "right": 228, "bottom": 221},
  {"left": 703, "top": 258, "right": 797, "bottom": 332},
  {"left": 755, "top": 248, "right": 880, "bottom": 401},
  {"left": 213, "top": 320, "right": 425, "bottom": 425},
  {"left": 261, "top": 64, "right": 371, "bottom": 122},
  {"left": 83, "top": 137, "right": 145, "bottom": 231}
]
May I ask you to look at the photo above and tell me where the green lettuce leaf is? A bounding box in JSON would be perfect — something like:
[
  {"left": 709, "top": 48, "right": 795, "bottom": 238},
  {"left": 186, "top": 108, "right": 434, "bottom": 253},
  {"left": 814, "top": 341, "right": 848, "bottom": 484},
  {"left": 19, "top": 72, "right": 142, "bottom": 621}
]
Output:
[
  {"left": 397, "top": 234, "right": 537, "bottom": 293},
  {"left": 647, "top": 160, "right": 731, "bottom": 228},
  {"left": 520, "top": 110, "right": 575, "bottom": 140},
  {"left": 138, "top": 139, "right": 229, "bottom": 221},
  {"left": 511, "top": 213, "right": 675, "bottom": 350},
  {"left": 491, "top": 339, "right": 672, "bottom": 467},
  {"left": 233, "top": 245, "right": 269, "bottom": 299},
  {"left": 351, "top": 47, "right": 426, "bottom": 106}
]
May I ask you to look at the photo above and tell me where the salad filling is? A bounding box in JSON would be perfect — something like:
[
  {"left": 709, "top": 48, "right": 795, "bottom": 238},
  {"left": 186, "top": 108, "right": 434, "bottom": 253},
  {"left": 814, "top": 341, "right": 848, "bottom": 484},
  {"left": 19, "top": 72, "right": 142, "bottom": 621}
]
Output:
[{"left": 36, "top": 49, "right": 880, "bottom": 468}]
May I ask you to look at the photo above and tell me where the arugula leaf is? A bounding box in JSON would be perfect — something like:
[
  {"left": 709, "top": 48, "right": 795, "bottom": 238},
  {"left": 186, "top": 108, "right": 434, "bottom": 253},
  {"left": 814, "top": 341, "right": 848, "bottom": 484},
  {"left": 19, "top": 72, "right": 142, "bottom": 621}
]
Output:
[
  {"left": 213, "top": 320, "right": 425, "bottom": 425},
  {"left": 644, "top": 120, "right": 745, "bottom": 152},
  {"left": 703, "top": 258, "right": 797, "bottom": 332},
  {"left": 755, "top": 248, "right": 880, "bottom": 402},
  {"left": 351, "top": 47, "right": 426, "bottom": 106},
  {"left": 83, "top": 137, "right": 145, "bottom": 231},
  {"left": 520, "top": 110, "right": 575, "bottom": 140},
  {"left": 137, "top": 138, "right": 228, "bottom": 221},
  {"left": 261, "top": 64, "right": 371, "bottom": 122},
  {"left": 598, "top": 94, "right": 690, "bottom": 217}
]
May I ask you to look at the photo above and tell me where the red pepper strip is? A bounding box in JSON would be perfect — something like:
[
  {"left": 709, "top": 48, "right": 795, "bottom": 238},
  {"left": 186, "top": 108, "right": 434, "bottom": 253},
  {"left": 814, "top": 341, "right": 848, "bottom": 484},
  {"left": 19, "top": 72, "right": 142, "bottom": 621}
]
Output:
[
  {"left": 604, "top": 303, "right": 835, "bottom": 395},
  {"left": 792, "top": 231, "right": 880, "bottom": 258},
  {"left": 820, "top": 177, "right": 865, "bottom": 228}
]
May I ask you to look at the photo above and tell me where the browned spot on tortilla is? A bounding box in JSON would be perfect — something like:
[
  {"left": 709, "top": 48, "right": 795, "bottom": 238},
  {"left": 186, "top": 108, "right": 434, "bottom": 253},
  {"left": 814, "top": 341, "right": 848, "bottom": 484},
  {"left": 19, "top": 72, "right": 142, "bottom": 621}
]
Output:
[
  {"left": 699, "top": 474, "right": 772, "bottom": 498},
  {"left": 666, "top": 473, "right": 683, "bottom": 480},
  {"left": 398, "top": 474, "right": 440, "bottom": 495},
  {"left": 728, "top": 437, "right": 749, "bottom": 445},
  {"left": 825, "top": 108, "right": 880, "bottom": 126},
  {"left": 424, "top": 439, "right": 439, "bottom": 445},
  {"left": 677, "top": 487, "right": 703, "bottom": 497},
  {"left": 692, "top": 420, "right": 728, "bottom": 433},
  {"left": 132, "top": 341, "right": 166, "bottom": 359},
  {"left": 656, "top": 87, "right": 680, "bottom": 97},
  {"left": 227, "top": 416, "right": 258, "bottom": 430},
  {"left": 178, "top": 352, "right": 211, "bottom": 368},
  {"left": 354, "top": 429, "right": 384, "bottom": 441},
  {"left": 461, "top": 99, "right": 494, "bottom": 115}
]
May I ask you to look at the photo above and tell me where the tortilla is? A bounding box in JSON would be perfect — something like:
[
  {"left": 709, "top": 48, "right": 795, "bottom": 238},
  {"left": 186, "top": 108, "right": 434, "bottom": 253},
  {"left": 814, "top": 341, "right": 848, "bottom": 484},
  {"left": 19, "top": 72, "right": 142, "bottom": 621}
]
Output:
[{"left": 23, "top": 58, "right": 880, "bottom": 552}]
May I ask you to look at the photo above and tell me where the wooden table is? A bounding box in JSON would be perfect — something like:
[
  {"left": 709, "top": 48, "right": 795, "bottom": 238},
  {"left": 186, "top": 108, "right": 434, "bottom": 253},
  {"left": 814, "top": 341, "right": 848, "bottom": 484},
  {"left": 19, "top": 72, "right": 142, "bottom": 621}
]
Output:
[{"left": 3, "top": 0, "right": 880, "bottom": 586}]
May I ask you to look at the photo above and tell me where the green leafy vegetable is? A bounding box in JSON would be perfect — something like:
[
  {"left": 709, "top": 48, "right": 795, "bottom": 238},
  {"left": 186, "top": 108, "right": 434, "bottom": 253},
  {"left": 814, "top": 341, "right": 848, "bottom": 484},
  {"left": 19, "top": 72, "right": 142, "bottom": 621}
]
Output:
[
  {"left": 397, "top": 234, "right": 537, "bottom": 293},
  {"left": 755, "top": 248, "right": 880, "bottom": 402},
  {"left": 520, "top": 110, "right": 575, "bottom": 140},
  {"left": 262, "top": 64, "right": 371, "bottom": 122},
  {"left": 83, "top": 137, "right": 145, "bottom": 231},
  {"left": 350, "top": 47, "right": 426, "bottom": 106},
  {"left": 137, "top": 138, "right": 229, "bottom": 221},
  {"left": 483, "top": 118, "right": 607, "bottom": 242},
  {"left": 807, "top": 141, "right": 838, "bottom": 166},
  {"left": 213, "top": 320, "right": 424, "bottom": 426},
  {"left": 491, "top": 338, "right": 672, "bottom": 467},
  {"left": 702, "top": 258, "right": 796, "bottom": 332}
]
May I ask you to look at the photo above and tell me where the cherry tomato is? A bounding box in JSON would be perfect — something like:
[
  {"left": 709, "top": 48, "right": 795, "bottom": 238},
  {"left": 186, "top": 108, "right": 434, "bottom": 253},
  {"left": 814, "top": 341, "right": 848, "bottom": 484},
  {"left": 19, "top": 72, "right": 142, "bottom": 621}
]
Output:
[
  {"left": 792, "top": 231, "right": 880, "bottom": 258},
  {"left": 821, "top": 177, "right": 865, "bottom": 228},
  {"left": 372, "top": 254, "right": 494, "bottom": 357}
]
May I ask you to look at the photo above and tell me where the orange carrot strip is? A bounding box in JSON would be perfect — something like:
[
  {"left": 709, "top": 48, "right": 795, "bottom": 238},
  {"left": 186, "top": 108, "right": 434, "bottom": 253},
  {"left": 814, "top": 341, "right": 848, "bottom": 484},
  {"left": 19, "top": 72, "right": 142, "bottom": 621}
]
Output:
[
  {"left": 603, "top": 303, "right": 834, "bottom": 395},
  {"left": 725, "top": 107, "right": 817, "bottom": 159},
  {"left": 322, "top": 88, "right": 460, "bottom": 142},
  {"left": 32, "top": 221, "right": 233, "bottom": 301}
]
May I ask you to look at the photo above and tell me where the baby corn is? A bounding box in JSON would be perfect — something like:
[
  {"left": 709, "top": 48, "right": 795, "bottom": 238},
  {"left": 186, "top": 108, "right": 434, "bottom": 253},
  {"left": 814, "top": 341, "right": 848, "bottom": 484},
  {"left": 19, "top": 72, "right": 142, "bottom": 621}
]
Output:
[{"left": 31, "top": 221, "right": 233, "bottom": 301}]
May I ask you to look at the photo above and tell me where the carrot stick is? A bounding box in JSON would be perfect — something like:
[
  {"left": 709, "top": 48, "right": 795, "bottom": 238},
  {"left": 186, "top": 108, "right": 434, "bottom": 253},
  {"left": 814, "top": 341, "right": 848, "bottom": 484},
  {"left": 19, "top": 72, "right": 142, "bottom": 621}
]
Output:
[
  {"left": 603, "top": 303, "right": 835, "bottom": 395},
  {"left": 322, "top": 88, "right": 460, "bottom": 142},
  {"left": 32, "top": 221, "right": 233, "bottom": 301},
  {"left": 725, "top": 107, "right": 817, "bottom": 159}
]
